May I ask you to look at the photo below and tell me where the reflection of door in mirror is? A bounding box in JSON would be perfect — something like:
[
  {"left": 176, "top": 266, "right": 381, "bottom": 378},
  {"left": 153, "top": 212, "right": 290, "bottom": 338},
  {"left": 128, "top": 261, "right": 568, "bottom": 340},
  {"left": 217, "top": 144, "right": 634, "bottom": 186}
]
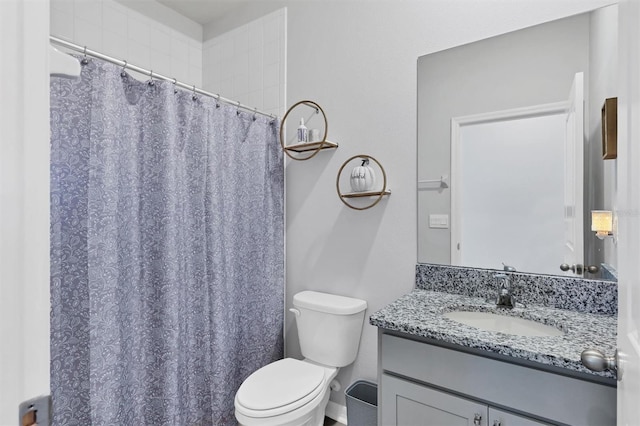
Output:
[
  {"left": 450, "top": 73, "right": 584, "bottom": 277},
  {"left": 563, "top": 72, "right": 584, "bottom": 276},
  {"left": 451, "top": 106, "right": 567, "bottom": 276}
]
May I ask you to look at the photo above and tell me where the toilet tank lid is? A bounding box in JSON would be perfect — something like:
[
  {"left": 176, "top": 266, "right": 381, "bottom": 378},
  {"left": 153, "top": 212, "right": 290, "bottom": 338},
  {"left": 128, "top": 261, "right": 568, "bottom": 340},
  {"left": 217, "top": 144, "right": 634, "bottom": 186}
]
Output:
[{"left": 293, "top": 291, "right": 367, "bottom": 315}]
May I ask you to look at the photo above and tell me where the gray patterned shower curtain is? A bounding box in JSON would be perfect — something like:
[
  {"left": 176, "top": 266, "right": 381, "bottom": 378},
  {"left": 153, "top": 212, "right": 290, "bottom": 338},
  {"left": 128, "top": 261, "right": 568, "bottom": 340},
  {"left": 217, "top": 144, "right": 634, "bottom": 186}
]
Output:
[{"left": 50, "top": 58, "right": 284, "bottom": 425}]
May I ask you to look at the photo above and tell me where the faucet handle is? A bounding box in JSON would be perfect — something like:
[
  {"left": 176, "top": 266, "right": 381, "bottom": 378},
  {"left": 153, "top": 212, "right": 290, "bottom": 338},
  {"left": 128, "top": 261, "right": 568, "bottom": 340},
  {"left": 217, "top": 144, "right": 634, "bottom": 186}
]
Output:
[{"left": 502, "top": 262, "right": 517, "bottom": 272}]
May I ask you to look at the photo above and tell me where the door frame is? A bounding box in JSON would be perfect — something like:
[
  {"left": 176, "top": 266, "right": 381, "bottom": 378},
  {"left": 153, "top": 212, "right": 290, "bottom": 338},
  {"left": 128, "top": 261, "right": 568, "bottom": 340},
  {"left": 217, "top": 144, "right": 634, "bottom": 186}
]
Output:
[
  {"left": 0, "top": 0, "right": 50, "bottom": 422},
  {"left": 615, "top": 0, "right": 640, "bottom": 421}
]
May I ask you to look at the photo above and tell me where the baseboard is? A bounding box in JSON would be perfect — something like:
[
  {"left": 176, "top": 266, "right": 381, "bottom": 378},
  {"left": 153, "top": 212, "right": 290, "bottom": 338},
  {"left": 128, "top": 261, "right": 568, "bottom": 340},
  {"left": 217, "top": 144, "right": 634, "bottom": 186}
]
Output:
[{"left": 326, "top": 401, "right": 348, "bottom": 425}]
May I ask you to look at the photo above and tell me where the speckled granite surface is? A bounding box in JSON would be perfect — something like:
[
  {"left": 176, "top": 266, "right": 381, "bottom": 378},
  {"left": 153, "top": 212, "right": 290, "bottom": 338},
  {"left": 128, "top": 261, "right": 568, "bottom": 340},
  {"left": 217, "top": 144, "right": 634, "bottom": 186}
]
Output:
[
  {"left": 370, "top": 289, "right": 617, "bottom": 380},
  {"left": 415, "top": 263, "right": 618, "bottom": 315}
]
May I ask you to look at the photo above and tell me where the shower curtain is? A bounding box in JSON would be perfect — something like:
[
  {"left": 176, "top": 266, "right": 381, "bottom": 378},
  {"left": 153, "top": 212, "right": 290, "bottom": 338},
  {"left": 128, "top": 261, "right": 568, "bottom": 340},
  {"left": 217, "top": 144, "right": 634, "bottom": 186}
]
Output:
[{"left": 50, "top": 58, "right": 284, "bottom": 425}]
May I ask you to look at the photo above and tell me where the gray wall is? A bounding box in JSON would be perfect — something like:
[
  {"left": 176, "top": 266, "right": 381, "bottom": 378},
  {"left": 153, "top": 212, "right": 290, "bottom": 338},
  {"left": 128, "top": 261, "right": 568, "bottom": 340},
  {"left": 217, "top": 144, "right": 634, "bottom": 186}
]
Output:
[
  {"left": 586, "top": 5, "right": 618, "bottom": 271},
  {"left": 282, "top": 2, "right": 612, "bottom": 410},
  {"left": 207, "top": 0, "right": 614, "bottom": 411},
  {"left": 417, "top": 13, "right": 591, "bottom": 266}
]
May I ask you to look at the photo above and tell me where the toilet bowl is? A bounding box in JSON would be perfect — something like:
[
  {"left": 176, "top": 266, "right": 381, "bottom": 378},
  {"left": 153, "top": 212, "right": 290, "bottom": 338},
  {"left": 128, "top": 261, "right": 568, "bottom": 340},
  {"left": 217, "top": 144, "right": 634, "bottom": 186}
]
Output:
[
  {"left": 234, "top": 291, "right": 367, "bottom": 426},
  {"left": 234, "top": 358, "right": 337, "bottom": 426}
]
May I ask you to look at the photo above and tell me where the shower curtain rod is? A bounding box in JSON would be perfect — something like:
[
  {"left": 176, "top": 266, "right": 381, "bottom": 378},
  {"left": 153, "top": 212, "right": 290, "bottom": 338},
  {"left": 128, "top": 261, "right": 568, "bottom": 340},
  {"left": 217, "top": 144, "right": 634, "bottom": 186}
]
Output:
[{"left": 49, "top": 35, "right": 278, "bottom": 120}]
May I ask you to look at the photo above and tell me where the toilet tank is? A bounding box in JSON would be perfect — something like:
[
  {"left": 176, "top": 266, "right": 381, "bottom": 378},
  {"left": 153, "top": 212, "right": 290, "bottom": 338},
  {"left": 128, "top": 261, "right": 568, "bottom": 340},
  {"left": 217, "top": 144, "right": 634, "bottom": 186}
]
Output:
[{"left": 292, "top": 291, "right": 367, "bottom": 368}]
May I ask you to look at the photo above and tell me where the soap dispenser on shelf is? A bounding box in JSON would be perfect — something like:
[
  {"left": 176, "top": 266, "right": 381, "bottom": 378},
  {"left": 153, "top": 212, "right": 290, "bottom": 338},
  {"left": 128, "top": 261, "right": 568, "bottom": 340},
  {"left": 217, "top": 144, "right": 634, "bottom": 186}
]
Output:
[{"left": 297, "top": 118, "right": 308, "bottom": 144}]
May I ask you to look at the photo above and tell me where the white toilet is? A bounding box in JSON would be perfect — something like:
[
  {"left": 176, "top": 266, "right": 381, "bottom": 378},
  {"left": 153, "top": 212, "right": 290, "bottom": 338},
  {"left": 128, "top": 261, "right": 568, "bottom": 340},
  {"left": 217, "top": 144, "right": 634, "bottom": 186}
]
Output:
[{"left": 234, "top": 290, "right": 367, "bottom": 426}]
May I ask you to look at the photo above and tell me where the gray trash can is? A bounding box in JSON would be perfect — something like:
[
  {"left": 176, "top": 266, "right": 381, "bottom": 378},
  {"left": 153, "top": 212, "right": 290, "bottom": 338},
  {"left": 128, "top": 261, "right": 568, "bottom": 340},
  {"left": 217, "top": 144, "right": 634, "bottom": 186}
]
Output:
[{"left": 345, "top": 380, "right": 377, "bottom": 426}]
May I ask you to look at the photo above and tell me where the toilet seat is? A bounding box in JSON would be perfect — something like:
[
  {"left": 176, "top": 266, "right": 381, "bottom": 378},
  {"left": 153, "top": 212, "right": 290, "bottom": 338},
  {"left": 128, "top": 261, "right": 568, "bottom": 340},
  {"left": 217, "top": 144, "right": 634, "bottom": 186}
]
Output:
[{"left": 235, "top": 358, "right": 326, "bottom": 418}]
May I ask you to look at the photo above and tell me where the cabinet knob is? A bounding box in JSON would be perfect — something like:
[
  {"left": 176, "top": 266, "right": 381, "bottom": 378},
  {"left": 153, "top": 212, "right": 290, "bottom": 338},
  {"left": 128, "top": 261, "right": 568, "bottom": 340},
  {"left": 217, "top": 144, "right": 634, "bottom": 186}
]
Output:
[
  {"left": 581, "top": 348, "right": 617, "bottom": 372},
  {"left": 473, "top": 413, "right": 482, "bottom": 425},
  {"left": 559, "top": 263, "right": 583, "bottom": 274},
  {"left": 586, "top": 265, "right": 600, "bottom": 274}
]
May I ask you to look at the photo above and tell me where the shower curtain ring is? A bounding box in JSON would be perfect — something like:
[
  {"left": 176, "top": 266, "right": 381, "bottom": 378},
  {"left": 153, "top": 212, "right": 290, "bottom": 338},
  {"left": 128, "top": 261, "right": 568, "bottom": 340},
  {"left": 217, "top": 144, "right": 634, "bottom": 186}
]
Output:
[
  {"left": 148, "top": 70, "right": 155, "bottom": 86},
  {"left": 253, "top": 107, "right": 258, "bottom": 121},
  {"left": 172, "top": 78, "right": 178, "bottom": 94},
  {"left": 192, "top": 85, "right": 198, "bottom": 101},
  {"left": 236, "top": 101, "right": 242, "bottom": 116},
  {"left": 120, "top": 60, "right": 128, "bottom": 77},
  {"left": 215, "top": 94, "right": 221, "bottom": 108},
  {"left": 81, "top": 46, "right": 89, "bottom": 65}
]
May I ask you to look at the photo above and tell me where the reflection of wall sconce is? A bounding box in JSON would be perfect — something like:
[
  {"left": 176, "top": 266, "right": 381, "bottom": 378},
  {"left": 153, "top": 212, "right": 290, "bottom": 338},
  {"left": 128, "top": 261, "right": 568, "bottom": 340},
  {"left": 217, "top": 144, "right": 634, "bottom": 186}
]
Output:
[{"left": 591, "top": 210, "right": 613, "bottom": 239}]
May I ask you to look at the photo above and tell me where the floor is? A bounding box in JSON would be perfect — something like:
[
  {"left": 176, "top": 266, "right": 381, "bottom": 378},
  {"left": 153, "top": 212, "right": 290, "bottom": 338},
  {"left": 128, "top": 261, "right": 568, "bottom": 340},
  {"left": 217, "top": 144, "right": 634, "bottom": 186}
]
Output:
[{"left": 323, "top": 416, "right": 345, "bottom": 426}]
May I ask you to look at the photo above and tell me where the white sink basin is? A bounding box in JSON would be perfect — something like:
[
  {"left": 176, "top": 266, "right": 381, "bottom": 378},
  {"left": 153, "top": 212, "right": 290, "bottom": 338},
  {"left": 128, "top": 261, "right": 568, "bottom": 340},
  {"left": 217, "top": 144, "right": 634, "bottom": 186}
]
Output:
[{"left": 443, "top": 311, "right": 564, "bottom": 337}]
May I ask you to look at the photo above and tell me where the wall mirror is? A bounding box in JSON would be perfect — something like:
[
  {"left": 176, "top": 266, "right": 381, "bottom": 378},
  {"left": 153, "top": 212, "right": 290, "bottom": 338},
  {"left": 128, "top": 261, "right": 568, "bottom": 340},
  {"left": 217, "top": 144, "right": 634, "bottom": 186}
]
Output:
[{"left": 417, "top": 6, "right": 618, "bottom": 279}]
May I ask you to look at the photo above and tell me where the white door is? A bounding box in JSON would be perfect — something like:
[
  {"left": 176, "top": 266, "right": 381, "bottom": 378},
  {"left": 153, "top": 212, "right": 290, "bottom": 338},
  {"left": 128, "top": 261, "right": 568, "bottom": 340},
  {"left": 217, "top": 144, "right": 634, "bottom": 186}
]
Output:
[
  {"left": 615, "top": 0, "right": 640, "bottom": 422},
  {"left": 562, "top": 72, "right": 584, "bottom": 276}
]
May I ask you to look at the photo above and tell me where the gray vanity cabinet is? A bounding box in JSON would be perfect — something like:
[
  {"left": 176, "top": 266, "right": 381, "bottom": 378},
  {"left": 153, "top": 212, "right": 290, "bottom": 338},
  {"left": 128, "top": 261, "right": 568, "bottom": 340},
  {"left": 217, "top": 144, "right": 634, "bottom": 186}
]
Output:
[
  {"left": 378, "top": 331, "right": 616, "bottom": 426},
  {"left": 381, "top": 374, "right": 550, "bottom": 426},
  {"left": 382, "top": 373, "right": 487, "bottom": 425},
  {"left": 489, "top": 407, "right": 552, "bottom": 426}
]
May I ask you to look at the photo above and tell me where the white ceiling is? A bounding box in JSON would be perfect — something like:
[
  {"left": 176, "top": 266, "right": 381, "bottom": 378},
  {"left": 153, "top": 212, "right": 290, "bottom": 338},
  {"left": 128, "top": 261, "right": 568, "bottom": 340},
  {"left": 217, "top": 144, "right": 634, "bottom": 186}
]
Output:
[{"left": 156, "top": 0, "right": 251, "bottom": 25}]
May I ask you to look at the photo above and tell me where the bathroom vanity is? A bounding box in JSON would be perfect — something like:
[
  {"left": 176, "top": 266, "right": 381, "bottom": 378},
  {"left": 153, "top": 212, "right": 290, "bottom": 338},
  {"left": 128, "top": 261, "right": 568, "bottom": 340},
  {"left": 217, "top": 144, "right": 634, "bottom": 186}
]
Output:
[
  {"left": 370, "top": 266, "right": 618, "bottom": 426},
  {"left": 377, "top": 330, "right": 615, "bottom": 425}
]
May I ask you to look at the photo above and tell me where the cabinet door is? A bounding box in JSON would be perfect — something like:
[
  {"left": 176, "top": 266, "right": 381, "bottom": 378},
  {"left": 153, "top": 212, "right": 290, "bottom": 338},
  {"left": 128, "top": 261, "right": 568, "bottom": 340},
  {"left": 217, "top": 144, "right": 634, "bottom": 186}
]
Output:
[
  {"left": 381, "top": 374, "right": 487, "bottom": 426},
  {"left": 488, "top": 407, "right": 554, "bottom": 426}
]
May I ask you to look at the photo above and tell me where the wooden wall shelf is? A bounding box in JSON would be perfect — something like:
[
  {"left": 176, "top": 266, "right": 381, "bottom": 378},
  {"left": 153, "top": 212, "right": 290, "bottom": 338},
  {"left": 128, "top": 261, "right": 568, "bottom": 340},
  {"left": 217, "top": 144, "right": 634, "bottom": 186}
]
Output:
[
  {"left": 341, "top": 189, "right": 392, "bottom": 199},
  {"left": 336, "top": 154, "right": 390, "bottom": 210},
  {"left": 284, "top": 140, "right": 338, "bottom": 153},
  {"left": 280, "top": 100, "right": 334, "bottom": 160},
  {"left": 601, "top": 97, "right": 617, "bottom": 160}
]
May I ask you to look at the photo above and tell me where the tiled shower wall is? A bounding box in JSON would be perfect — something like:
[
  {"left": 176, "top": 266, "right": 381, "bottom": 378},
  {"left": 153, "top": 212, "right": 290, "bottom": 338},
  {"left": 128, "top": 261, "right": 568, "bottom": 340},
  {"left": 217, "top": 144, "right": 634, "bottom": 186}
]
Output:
[
  {"left": 50, "top": 1, "right": 286, "bottom": 118},
  {"left": 202, "top": 9, "right": 287, "bottom": 118},
  {"left": 50, "top": 0, "right": 204, "bottom": 87}
]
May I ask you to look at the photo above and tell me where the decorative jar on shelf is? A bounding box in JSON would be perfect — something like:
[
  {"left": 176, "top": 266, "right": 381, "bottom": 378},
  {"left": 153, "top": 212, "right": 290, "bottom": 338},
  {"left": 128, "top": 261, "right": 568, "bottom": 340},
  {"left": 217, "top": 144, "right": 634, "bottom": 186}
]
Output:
[{"left": 350, "top": 158, "right": 376, "bottom": 192}]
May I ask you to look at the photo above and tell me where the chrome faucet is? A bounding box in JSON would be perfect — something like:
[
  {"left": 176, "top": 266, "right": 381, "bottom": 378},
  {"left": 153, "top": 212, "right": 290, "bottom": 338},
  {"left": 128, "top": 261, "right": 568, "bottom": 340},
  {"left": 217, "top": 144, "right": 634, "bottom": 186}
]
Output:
[{"left": 494, "top": 273, "right": 515, "bottom": 309}]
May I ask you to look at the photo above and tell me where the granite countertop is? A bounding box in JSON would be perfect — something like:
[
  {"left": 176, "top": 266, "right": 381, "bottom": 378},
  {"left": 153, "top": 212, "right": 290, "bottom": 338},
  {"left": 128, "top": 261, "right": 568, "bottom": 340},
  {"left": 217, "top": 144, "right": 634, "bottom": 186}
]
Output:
[{"left": 369, "top": 289, "right": 617, "bottom": 380}]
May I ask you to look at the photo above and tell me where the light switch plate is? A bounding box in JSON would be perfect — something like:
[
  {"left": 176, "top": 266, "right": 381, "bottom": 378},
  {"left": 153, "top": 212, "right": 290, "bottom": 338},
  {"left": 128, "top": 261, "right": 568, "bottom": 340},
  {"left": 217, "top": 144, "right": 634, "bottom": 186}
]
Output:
[{"left": 429, "top": 214, "right": 449, "bottom": 229}]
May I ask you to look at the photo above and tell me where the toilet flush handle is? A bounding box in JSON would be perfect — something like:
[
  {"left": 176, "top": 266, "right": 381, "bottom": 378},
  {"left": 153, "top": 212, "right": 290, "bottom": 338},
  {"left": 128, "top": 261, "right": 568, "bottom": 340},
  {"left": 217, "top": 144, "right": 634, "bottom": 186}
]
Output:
[{"left": 289, "top": 308, "right": 301, "bottom": 317}]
